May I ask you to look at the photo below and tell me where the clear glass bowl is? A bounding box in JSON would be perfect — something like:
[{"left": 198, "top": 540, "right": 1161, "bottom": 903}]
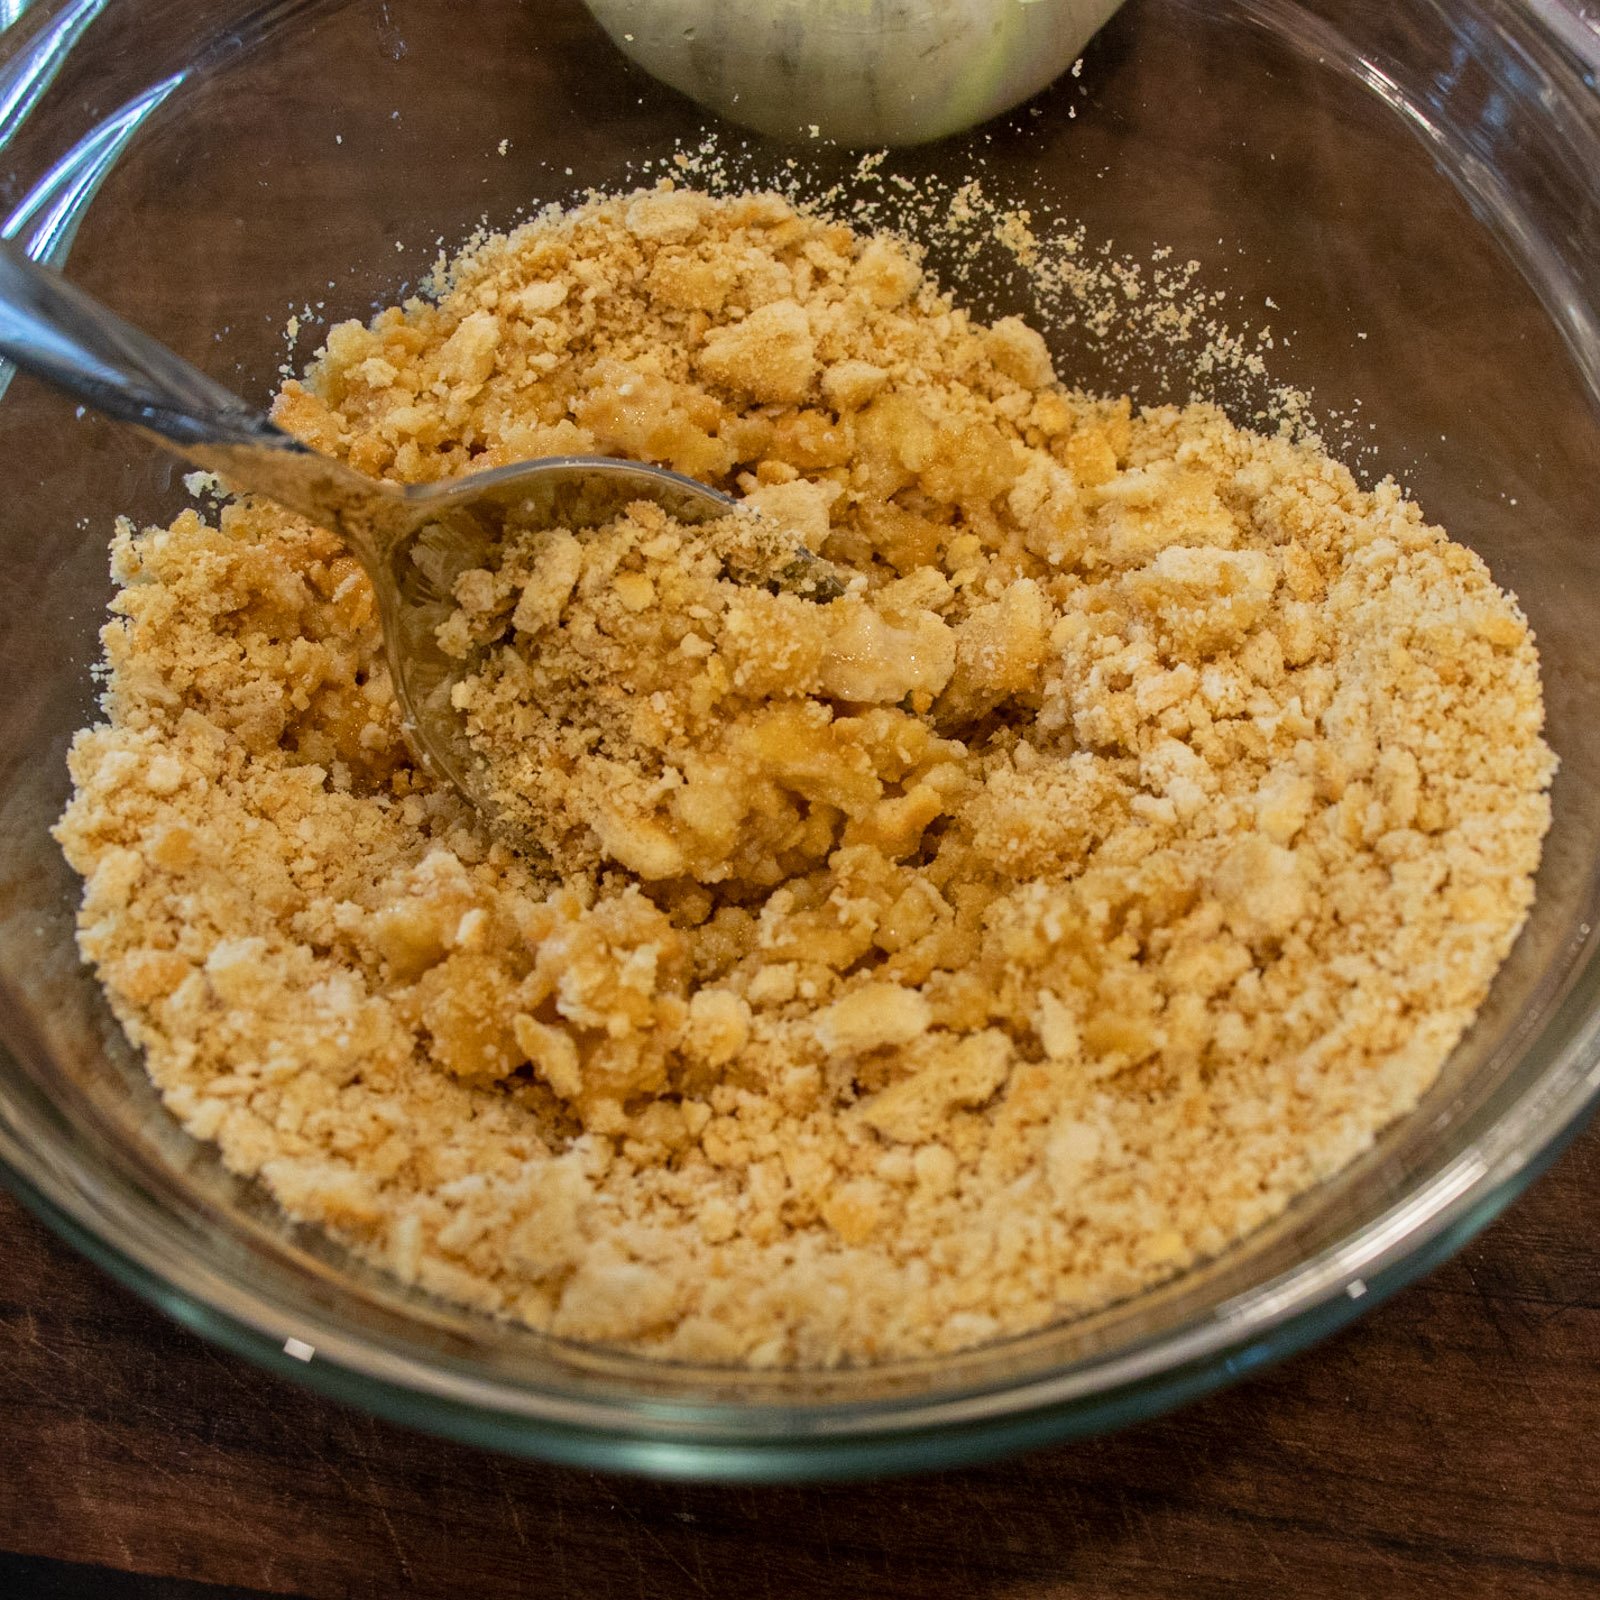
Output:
[{"left": 3, "top": 0, "right": 1600, "bottom": 1480}]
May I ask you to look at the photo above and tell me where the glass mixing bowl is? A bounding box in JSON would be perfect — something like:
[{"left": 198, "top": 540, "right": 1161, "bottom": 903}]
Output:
[{"left": 2, "top": 0, "right": 1600, "bottom": 1481}]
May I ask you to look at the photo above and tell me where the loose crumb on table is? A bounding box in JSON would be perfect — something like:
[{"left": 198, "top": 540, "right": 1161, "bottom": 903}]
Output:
[{"left": 55, "top": 184, "right": 1554, "bottom": 1365}]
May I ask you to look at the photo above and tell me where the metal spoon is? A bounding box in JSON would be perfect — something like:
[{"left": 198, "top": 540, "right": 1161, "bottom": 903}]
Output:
[{"left": 0, "top": 241, "right": 836, "bottom": 828}]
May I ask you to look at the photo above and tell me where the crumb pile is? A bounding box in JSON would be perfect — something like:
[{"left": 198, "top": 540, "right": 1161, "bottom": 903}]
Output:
[{"left": 56, "top": 186, "right": 1554, "bottom": 1365}]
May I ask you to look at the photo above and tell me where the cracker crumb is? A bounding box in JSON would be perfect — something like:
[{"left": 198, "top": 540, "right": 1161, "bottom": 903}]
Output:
[{"left": 56, "top": 184, "right": 1554, "bottom": 1367}]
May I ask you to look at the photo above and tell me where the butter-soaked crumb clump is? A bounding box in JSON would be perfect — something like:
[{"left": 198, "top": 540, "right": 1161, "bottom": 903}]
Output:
[
  {"left": 56, "top": 184, "right": 1554, "bottom": 1365},
  {"left": 445, "top": 498, "right": 963, "bottom": 890}
]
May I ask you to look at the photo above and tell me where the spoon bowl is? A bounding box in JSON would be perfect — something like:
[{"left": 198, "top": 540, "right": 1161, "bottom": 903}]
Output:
[
  {"left": 206, "top": 440, "right": 744, "bottom": 818},
  {"left": 0, "top": 240, "right": 839, "bottom": 831}
]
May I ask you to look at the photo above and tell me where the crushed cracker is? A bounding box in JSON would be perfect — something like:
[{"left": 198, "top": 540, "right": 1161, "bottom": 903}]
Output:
[{"left": 55, "top": 185, "right": 1553, "bottom": 1366}]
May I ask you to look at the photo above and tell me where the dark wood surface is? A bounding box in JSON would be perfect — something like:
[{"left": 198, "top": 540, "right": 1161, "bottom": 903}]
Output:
[{"left": 1, "top": 1119, "right": 1596, "bottom": 1600}]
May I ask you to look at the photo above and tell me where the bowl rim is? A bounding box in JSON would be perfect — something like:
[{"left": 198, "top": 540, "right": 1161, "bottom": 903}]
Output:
[{"left": 5, "top": 1073, "right": 1596, "bottom": 1479}]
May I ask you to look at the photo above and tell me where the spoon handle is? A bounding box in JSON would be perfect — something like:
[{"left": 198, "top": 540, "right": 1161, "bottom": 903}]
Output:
[
  {"left": 0, "top": 238, "right": 291, "bottom": 453},
  {"left": 0, "top": 241, "right": 407, "bottom": 561}
]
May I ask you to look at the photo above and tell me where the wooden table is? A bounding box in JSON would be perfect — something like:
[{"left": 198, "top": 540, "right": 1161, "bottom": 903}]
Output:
[{"left": 2, "top": 1119, "right": 1596, "bottom": 1600}]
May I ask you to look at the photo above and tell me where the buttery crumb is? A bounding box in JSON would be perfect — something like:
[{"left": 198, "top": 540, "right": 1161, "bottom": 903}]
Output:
[{"left": 55, "top": 184, "right": 1554, "bottom": 1367}]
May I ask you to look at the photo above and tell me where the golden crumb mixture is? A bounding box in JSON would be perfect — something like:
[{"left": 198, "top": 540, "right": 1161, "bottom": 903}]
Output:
[{"left": 55, "top": 185, "right": 1554, "bottom": 1365}]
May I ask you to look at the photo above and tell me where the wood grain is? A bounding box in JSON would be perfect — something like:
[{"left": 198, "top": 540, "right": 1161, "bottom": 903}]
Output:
[{"left": 2, "top": 1120, "right": 1597, "bottom": 1600}]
